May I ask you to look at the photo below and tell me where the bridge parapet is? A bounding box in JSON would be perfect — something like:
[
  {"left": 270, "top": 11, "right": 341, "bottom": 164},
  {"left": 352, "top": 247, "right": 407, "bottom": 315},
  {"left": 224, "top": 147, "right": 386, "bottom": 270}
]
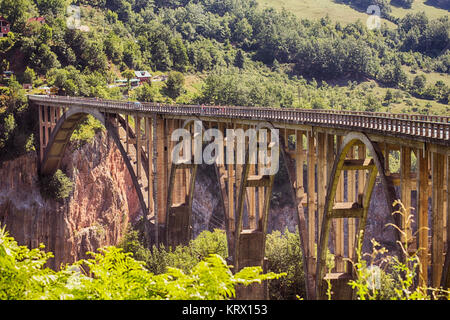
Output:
[{"left": 29, "top": 95, "right": 449, "bottom": 146}]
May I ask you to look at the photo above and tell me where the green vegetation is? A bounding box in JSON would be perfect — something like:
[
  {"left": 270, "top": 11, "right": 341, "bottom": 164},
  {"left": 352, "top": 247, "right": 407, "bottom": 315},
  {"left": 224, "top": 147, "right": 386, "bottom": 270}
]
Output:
[
  {"left": 0, "top": 0, "right": 445, "bottom": 113},
  {"left": 265, "top": 229, "right": 306, "bottom": 300},
  {"left": 258, "top": 0, "right": 447, "bottom": 26},
  {"left": 0, "top": 76, "right": 35, "bottom": 161},
  {"left": 0, "top": 225, "right": 282, "bottom": 300},
  {"left": 163, "top": 71, "right": 185, "bottom": 99},
  {"left": 0, "top": 0, "right": 448, "bottom": 301},
  {"left": 0, "top": 0, "right": 446, "bottom": 162},
  {"left": 40, "top": 169, "right": 74, "bottom": 200},
  {"left": 119, "top": 228, "right": 229, "bottom": 275},
  {"left": 70, "top": 115, "right": 105, "bottom": 146},
  {"left": 346, "top": 201, "right": 450, "bottom": 300},
  {"left": 119, "top": 227, "right": 336, "bottom": 300},
  {"left": 257, "top": 0, "right": 396, "bottom": 26},
  {"left": 2, "top": 206, "right": 450, "bottom": 300}
]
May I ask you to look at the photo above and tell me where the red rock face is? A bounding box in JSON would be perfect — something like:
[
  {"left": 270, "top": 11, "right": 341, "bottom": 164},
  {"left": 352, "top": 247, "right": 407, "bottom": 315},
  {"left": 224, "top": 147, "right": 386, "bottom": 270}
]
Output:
[{"left": 0, "top": 132, "right": 140, "bottom": 269}]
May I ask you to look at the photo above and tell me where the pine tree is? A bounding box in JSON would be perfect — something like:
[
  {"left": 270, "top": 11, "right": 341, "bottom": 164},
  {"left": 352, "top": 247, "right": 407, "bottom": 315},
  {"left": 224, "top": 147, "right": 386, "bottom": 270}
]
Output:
[{"left": 234, "top": 49, "right": 245, "bottom": 69}]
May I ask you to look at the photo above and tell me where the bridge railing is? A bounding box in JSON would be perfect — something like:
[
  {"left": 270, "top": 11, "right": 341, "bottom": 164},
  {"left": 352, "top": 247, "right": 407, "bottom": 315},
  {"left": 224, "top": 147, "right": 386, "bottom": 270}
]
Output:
[{"left": 28, "top": 95, "right": 450, "bottom": 142}]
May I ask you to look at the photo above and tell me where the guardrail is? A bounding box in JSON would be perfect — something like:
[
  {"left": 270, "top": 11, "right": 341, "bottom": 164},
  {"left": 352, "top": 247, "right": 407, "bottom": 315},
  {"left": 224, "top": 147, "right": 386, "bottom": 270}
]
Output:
[{"left": 28, "top": 95, "right": 450, "bottom": 144}]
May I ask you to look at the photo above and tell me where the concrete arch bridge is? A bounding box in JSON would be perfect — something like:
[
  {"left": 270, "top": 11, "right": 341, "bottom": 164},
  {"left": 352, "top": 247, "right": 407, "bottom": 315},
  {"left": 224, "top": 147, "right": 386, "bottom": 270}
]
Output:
[{"left": 29, "top": 95, "right": 450, "bottom": 299}]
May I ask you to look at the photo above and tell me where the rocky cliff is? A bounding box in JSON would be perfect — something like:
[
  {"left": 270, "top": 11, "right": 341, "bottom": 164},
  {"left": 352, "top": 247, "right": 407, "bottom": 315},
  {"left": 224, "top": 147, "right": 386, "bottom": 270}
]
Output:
[{"left": 0, "top": 131, "right": 140, "bottom": 269}]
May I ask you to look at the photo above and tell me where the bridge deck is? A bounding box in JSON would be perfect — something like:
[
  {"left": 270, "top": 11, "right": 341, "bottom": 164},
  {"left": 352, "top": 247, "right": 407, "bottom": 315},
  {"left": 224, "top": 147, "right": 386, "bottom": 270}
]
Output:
[{"left": 29, "top": 95, "right": 450, "bottom": 146}]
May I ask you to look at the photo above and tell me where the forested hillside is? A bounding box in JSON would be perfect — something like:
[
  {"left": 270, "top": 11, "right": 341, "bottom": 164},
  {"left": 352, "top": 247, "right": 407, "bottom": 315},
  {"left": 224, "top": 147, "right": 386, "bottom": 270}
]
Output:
[{"left": 0, "top": 0, "right": 448, "bottom": 159}]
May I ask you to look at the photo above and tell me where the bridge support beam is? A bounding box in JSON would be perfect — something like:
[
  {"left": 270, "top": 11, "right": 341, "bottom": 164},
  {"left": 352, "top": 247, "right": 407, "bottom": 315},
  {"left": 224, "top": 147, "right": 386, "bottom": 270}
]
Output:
[
  {"left": 234, "top": 123, "right": 277, "bottom": 300},
  {"left": 316, "top": 132, "right": 393, "bottom": 300},
  {"left": 38, "top": 105, "right": 63, "bottom": 164},
  {"left": 417, "top": 147, "right": 430, "bottom": 286},
  {"left": 442, "top": 155, "right": 450, "bottom": 290},
  {"left": 432, "top": 151, "right": 445, "bottom": 288}
]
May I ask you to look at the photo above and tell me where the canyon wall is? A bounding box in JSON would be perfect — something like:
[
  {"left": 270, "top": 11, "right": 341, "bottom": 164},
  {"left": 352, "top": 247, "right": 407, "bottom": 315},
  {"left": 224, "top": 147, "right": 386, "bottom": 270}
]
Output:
[{"left": 0, "top": 131, "right": 140, "bottom": 269}]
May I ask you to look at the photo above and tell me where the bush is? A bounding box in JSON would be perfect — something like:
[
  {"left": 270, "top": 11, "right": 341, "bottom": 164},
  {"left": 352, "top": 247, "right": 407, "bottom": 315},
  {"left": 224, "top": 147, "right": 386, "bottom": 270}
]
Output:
[
  {"left": 70, "top": 115, "right": 105, "bottom": 146},
  {"left": 391, "top": 0, "right": 414, "bottom": 9},
  {"left": 347, "top": 201, "right": 450, "bottom": 300},
  {"left": 121, "top": 227, "right": 338, "bottom": 300},
  {"left": 164, "top": 71, "right": 185, "bottom": 99},
  {"left": 0, "top": 226, "right": 281, "bottom": 300},
  {"left": 265, "top": 229, "right": 306, "bottom": 300},
  {"left": 119, "top": 228, "right": 228, "bottom": 275},
  {"left": 40, "top": 169, "right": 74, "bottom": 200}
]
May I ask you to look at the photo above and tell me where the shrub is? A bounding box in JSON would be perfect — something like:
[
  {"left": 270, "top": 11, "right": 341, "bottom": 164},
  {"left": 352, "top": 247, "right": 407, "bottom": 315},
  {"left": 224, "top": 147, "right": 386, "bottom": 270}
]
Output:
[
  {"left": 347, "top": 201, "right": 450, "bottom": 300},
  {"left": 0, "top": 226, "right": 54, "bottom": 300},
  {"left": 70, "top": 115, "right": 105, "bottom": 146},
  {"left": 164, "top": 71, "right": 185, "bottom": 99},
  {"left": 119, "top": 228, "right": 228, "bottom": 275},
  {"left": 40, "top": 169, "right": 74, "bottom": 200},
  {"left": 265, "top": 229, "right": 306, "bottom": 300},
  {"left": 0, "top": 226, "right": 281, "bottom": 300}
]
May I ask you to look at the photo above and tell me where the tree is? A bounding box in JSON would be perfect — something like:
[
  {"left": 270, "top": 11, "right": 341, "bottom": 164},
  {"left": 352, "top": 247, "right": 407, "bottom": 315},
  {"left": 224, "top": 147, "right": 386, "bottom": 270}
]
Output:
[
  {"left": 169, "top": 37, "right": 189, "bottom": 72},
  {"left": 384, "top": 89, "right": 393, "bottom": 102},
  {"left": 104, "top": 32, "right": 124, "bottom": 64},
  {"left": 134, "top": 82, "right": 160, "bottom": 102},
  {"left": 0, "top": 32, "right": 15, "bottom": 53},
  {"left": 412, "top": 75, "right": 427, "bottom": 92},
  {"left": 123, "top": 40, "right": 142, "bottom": 69},
  {"left": 47, "top": 68, "right": 68, "bottom": 89},
  {"left": 121, "top": 69, "right": 135, "bottom": 91},
  {"left": 31, "top": 44, "right": 60, "bottom": 74},
  {"left": 0, "top": 0, "right": 35, "bottom": 32},
  {"left": 38, "top": 24, "right": 53, "bottom": 45},
  {"left": 81, "top": 40, "right": 108, "bottom": 72},
  {"left": 35, "top": 0, "right": 68, "bottom": 16},
  {"left": 391, "top": 0, "right": 414, "bottom": 9},
  {"left": 164, "top": 71, "right": 185, "bottom": 99},
  {"left": 399, "top": 12, "right": 428, "bottom": 34},
  {"left": 364, "top": 93, "right": 381, "bottom": 112},
  {"left": 6, "top": 76, "right": 26, "bottom": 111},
  {"left": 234, "top": 49, "right": 245, "bottom": 69},
  {"left": 152, "top": 40, "right": 172, "bottom": 71},
  {"left": 233, "top": 17, "right": 253, "bottom": 45},
  {"left": 23, "top": 67, "right": 36, "bottom": 85}
]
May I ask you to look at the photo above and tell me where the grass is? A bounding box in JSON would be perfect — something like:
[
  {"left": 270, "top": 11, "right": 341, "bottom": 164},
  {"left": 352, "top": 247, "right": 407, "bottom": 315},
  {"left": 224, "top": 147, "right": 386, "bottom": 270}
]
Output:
[
  {"left": 257, "top": 0, "right": 449, "bottom": 28},
  {"left": 256, "top": 0, "right": 396, "bottom": 27},
  {"left": 390, "top": 0, "right": 449, "bottom": 20},
  {"left": 175, "top": 73, "right": 204, "bottom": 104},
  {"left": 403, "top": 67, "right": 450, "bottom": 87},
  {"left": 354, "top": 80, "right": 449, "bottom": 115}
]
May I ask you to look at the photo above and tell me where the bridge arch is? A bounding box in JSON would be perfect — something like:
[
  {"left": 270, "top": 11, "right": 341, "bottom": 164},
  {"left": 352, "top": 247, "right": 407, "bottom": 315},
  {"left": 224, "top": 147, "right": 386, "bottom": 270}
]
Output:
[
  {"left": 315, "top": 131, "right": 396, "bottom": 299},
  {"left": 40, "top": 107, "right": 148, "bottom": 225}
]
